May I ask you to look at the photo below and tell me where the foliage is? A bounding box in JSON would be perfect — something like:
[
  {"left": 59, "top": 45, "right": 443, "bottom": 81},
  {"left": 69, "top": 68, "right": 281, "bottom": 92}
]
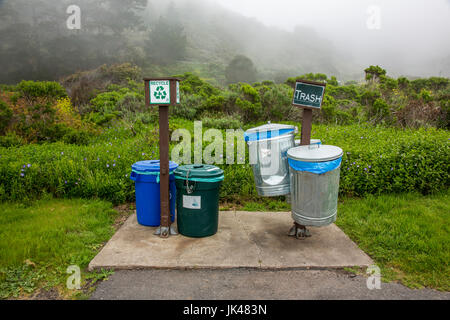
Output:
[
  {"left": 0, "top": 100, "right": 13, "bottom": 134},
  {"left": 147, "top": 16, "right": 188, "bottom": 65},
  {"left": 365, "top": 65, "right": 387, "bottom": 81},
  {"left": 1, "top": 123, "right": 448, "bottom": 205},
  {"left": 225, "top": 55, "right": 258, "bottom": 84},
  {"left": 16, "top": 80, "right": 67, "bottom": 104},
  {"left": 0, "top": 81, "right": 95, "bottom": 145},
  {"left": 202, "top": 114, "right": 243, "bottom": 129},
  {"left": 62, "top": 63, "right": 142, "bottom": 107},
  {"left": 0, "top": 132, "right": 25, "bottom": 148}
]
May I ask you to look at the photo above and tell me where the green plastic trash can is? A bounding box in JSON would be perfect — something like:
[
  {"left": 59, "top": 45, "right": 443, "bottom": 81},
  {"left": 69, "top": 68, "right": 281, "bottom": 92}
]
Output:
[{"left": 174, "top": 164, "right": 224, "bottom": 238}]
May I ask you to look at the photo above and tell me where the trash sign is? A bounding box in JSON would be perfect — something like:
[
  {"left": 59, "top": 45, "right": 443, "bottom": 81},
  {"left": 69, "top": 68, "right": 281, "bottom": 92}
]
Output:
[
  {"left": 292, "top": 81, "right": 326, "bottom": 109},
  {"left": 150, "top": 80, "right": 171, "bottom": 105}
]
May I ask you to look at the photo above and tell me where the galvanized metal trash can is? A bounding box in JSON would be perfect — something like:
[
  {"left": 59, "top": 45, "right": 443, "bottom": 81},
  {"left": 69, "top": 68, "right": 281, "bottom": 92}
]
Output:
[
  {"left": 287, "top": 145, "right": 343, "bottom": 227},
  {"left": 174, "top": 164, "right": 224, "bottom": 238},
  {"left": 244, "top": 123, "right": 296, "bottom": 197}
]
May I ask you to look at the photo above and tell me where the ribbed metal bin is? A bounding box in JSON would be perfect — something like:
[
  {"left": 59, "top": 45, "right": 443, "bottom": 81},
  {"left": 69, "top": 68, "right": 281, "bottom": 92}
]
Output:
[
  {"left": 245, "top": 123, "right": 296, "bottom": 197},
  {"left": 287, "top": 145, "right": 343, "bottom": 227}
]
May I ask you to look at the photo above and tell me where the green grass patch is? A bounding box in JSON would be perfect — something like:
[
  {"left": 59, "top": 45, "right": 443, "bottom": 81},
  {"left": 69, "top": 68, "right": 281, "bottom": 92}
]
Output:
[
  {"left": 336, "top": 190, "right": 450, "bottom": 291},
  {"left": 0, "top": 198, "right": 122, "bottom": 299}
]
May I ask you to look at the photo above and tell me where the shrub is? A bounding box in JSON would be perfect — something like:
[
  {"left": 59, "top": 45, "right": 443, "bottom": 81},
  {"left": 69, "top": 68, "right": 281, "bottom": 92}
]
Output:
[
  {"left": 16, "top": 81, "right": 67, "bottom": 104},
  {"left": 171, "top": 95, "right": 203, "bottom": 120},
  {"left": 419, "top": 89, "right": 433, "bottom": 103},
  {"left": 202, "top": 114, "right": 243, "bottom": 129},
  {"left": 0, "top": 123, "right": 448, "bottom": 204},
  {"left": 225, "top": 55, "right": 258, "bottom": 84},
  {"left": 0, "top": 132, "right": 24, "bottom": 148},
  {"left": 369, "top": 98, "right": 391, "bottom": 123},
  {"left": 0, "top": 100, "right": 13, "bottom": 134}
]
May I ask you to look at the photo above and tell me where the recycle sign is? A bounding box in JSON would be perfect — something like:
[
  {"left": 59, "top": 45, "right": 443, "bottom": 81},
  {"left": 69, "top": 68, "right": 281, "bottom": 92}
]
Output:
[
  {"left": 150, "top": 80, "right": 171, "bottom": 104},
  {"left": 154, "top": 86, "right": 167, "bottom": 100}
]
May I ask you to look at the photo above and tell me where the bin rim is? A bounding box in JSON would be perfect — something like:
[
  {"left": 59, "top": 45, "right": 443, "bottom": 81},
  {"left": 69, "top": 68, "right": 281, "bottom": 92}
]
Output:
[
  {"left": 131, "top": 160, "right": 179, "bottom": 173},
  {"left": 244, "top": 123, "right": 296, "bottom": 142},
  {"left": 174, "top": 164, "right": 224, "bottom": 180},
  {"left": 287, "top": 145, "right": 343, "bottom": 163}
]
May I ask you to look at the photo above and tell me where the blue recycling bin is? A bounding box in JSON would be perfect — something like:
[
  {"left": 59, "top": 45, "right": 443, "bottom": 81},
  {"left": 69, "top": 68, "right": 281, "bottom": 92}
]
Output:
[{"left": 130, "top": 160, "right": 179, "bottom": 227}]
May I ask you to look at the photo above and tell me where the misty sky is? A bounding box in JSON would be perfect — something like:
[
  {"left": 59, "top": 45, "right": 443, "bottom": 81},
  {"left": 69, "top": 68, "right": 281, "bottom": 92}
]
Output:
[{"left": 215, "top": 0, "right": 450, "bottom": 77}]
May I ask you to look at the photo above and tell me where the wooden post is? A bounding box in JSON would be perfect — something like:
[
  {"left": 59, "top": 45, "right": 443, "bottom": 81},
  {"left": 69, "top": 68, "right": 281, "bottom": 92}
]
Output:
[
  {"left": 144, "top": 81, "right": 150, "bottom": 108},
  {"left": 159, "top": 105, "right": 170, "bottom": 236},
  {"left": 290, "top": 80, "right": 326, "bottom": 239},
  {"left": 159, "top": 80, "right": 179, "bottom": 237},
  {"left": 144, "top": 77, "right": 181, "bottom": 238},
  {"left": 300, "top": 109, "right": 312, "bottom": 146}
]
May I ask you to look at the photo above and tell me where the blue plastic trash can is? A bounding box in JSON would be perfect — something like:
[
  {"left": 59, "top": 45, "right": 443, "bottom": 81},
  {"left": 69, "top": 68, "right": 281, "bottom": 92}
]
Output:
[{"left": 130, "top": 160, "right": 179, "bottom": 227}]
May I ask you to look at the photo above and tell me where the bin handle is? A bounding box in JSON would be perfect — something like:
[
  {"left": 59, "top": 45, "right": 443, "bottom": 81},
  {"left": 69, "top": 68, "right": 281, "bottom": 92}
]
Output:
[
  {"left": 185, "top": 169, "right": 196, "bottom": 194},
  {"left": 308, "top": 144, "right": 320, "bottom": 150}
]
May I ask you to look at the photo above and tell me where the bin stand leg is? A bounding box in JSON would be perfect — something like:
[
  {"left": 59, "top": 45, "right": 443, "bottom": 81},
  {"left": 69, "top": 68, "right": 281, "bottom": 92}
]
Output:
[
  {"left": 289, "top": 222, "right": 311, "bottom": 239},
  {"left": 288, "top": 107, "right": 314, "bottom": 239}
]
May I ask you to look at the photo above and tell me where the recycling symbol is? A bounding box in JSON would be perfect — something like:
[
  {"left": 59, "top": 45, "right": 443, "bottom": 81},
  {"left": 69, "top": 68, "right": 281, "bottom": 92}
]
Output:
[{"left": 154, "top": 86, "right": 167, "bottom": 100}]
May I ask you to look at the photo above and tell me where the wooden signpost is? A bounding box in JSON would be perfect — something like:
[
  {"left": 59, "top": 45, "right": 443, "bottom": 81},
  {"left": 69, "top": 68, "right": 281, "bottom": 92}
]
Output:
[
  {"left": 292, "top": 80, "right": 326, "bottom": 146},
  {"left": 290, "top": 79, "right": 326, "bottom": 238},
  {"left": 144, "top": 77, "right": 181, "bottom": 238}
]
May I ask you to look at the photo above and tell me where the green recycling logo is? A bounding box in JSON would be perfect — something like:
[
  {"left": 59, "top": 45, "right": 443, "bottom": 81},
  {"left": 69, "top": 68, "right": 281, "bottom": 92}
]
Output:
[{"left": 153, "top": 86, "right": 167, "bottom": 100}]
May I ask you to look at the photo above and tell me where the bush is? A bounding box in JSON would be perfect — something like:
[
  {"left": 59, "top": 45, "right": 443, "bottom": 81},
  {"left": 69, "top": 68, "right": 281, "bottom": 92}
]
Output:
[
  {"left": 171, "top": 95, "right": 203, "bottom": 120},
  {"left": 369, "top": 98, "right": 391, "bottom": 123},
  {"left": 0, "top": 123, "right": 448, "bottom": 204},
  {"left": 225, "top": 55, "right": 258, "bottom": 84},
  {"left": 0, "top": 132, "right": 24, "bottom": 148},
  {"left": 62, "top": 63, "right": 142, "bottom": 107},
  {"left": 202, "top": 114, "right": 243, "bottom": 129},
  {"left": 16, "top": 81, "right": 67, "bottom": 104},
  {"left": 0, "top": 100, "right": 13, "bottom": 134}
]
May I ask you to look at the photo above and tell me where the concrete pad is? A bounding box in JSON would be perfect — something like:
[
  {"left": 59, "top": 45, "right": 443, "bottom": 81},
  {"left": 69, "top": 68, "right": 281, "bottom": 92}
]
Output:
[{"left": 89, "top": 211, "right": 373, "bottom": 271}]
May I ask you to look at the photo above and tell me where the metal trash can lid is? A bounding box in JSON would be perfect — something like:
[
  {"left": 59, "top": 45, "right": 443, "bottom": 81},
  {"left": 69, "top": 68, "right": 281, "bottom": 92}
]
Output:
[
  {"left": 174, "top": 164, "right": 224, "bottom": 181},
  {"left": 244, "top": 122, "right": 296, "bottom": 142},
  {"left": 287, "top": 145, "right": 343, "bottom": 163},
  {"left": 132, "top": 160, "right": 179, "bottom": 173}
]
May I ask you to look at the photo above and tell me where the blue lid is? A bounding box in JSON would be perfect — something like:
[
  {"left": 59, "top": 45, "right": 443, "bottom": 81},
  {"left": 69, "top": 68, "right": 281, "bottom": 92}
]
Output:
[
  {"left": 131, "top": 160, "right": 179, "bottom": 173},
  {"left": 244, "top": 123, "right": 295, "bottom": 142}
]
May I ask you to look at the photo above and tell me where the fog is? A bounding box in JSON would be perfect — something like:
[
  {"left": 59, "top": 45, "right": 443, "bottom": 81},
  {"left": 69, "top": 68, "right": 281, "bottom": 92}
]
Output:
[
  {"left": 0, "top": 0, "right": 448, "bottom": 84},
  {"left": 215, "top": 0, "right": 450, "bottom": 78}
]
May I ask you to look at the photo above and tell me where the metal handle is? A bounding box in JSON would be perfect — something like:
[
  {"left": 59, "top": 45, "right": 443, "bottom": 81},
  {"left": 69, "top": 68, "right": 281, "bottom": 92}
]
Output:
[
  {"left": 308, "top": 144, "right": 320, "bottom": 150},
  {"left": 185, "top": 170, "right": 196, "bottom": 194}
]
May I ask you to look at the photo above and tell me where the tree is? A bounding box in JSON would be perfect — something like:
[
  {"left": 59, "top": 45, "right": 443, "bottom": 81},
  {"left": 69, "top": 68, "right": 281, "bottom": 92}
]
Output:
[
  {"left": 147, "top": 16, "right": 187, "bottom": 65},
  {"left": 364, "top": 65, "right": 386, "bottom": 83},
  {"left": 225, "top": 55, "right": 257, "bottom": 84}
]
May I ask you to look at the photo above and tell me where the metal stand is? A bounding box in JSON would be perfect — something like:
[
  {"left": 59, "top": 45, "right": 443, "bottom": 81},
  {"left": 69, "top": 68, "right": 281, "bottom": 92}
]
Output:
[
  {"left": 155, "top": 225, "right": 178, "bottom": 237},
  {"left": 288, "top": 108, "right": 313, "bottom": 239},
  {"left": 288, "top": 222, "right": 311, "bottom": 239}
]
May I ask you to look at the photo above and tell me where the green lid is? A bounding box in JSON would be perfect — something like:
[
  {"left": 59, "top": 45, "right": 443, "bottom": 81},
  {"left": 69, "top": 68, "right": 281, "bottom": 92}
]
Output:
[{"left": 174, "top": 164, "right": 224, "bottom": 181}]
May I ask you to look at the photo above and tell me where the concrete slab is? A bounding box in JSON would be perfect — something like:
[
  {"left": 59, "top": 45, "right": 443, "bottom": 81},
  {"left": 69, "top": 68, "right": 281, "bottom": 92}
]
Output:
[{"left": 89, "top": 211, "right": 373, "bottom": 271}]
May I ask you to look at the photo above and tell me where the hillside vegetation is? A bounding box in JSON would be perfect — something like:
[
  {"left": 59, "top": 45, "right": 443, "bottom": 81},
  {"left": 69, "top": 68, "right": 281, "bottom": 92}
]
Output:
[{"left": 0, "top": 64, "right": 449, "bottom": 205}]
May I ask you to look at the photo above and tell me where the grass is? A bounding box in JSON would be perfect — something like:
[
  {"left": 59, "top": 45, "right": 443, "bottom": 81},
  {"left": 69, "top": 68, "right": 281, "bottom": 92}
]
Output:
[
  {"left": 1, "top": 190, "right": 448, "bottom": 297},
  {"left": 0, "top": 197, "right": 128, "bottom": 299},
  {"left": 336, "top": 190, "right": 450, "bottom": 291},
  {"left": 220, "top": 196, "right": 290, "bottom": 212}
]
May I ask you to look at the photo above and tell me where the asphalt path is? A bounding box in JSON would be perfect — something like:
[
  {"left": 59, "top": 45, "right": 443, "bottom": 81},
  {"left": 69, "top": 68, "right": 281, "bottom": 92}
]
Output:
[{"left": 90, "top": 269, "right": 449, "bottom": 300}]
